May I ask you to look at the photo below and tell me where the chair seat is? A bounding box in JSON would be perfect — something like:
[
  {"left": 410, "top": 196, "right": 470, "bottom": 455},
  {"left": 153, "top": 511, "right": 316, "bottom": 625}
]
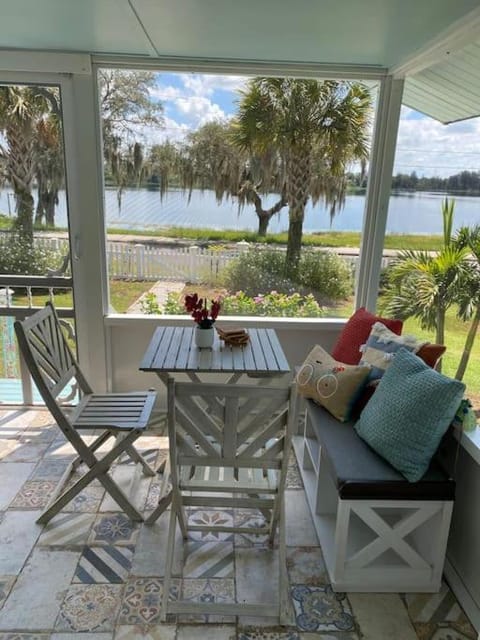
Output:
[
  {"left": 71, "top": 391, "right": 156, "bottom": 430},
  {"left": 179, "top": 464, "right": 278, "bottom": 493}
]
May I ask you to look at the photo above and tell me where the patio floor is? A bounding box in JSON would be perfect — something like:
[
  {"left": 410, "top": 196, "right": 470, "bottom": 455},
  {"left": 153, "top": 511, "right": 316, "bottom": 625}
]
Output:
[{"left": 0, "top": 407, "right": 476, "bottom": 640}]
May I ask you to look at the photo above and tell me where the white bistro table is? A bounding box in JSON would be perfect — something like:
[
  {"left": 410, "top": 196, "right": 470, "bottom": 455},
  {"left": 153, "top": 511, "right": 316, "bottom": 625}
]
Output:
[{"left": 140, "top": 325, "right": 291, "bottom": 522}]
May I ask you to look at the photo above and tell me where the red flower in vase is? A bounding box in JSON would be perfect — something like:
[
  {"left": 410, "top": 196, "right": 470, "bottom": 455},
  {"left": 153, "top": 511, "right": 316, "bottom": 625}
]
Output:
[{"left": 185, "top": 294, "right": 221, "bottom": 329}]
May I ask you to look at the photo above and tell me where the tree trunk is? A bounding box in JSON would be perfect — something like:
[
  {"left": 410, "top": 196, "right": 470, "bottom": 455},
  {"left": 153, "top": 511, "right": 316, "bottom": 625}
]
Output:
[
  {"left": 455, "top": 305, "right": 480, "bottom": 381},
  {"left": 45, "top": 191, "right": 57, "bottom": 226},
  {"left": 285, "top": 217, "right": 304, "bottom": 274},
  {"left": 13, "top": 189, "right": 34, "bottom": 243},
  {"left": 285, "top": 149, "right": 311, "bottom": 274},
  {"left": 258, "top": 213, "right": 270, "bottom": 236},
  {"left": 435, "top": 306, "right": 446, "bottom": 372}
]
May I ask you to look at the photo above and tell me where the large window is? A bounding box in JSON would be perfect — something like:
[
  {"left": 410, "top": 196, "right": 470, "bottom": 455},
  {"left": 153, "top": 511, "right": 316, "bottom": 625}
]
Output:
[
  {"left": 97, "top": 68, "right": 377, "bottom": 320},
  {"left": 380, "top": 106, "right": 480, "bottom": 405}
]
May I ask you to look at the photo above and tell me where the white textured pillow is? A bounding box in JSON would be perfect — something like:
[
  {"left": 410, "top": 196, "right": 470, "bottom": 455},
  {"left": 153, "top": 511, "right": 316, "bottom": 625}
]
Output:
[{"left": 359, "top": 321, "right": 427, "bottom": 382}]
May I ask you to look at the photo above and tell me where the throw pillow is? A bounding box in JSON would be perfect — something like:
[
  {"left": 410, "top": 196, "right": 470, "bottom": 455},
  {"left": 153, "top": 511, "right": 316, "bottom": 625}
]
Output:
[
  {"left": 331, "top": 307, "right": 403, "bottom": 365},
  {"left": 359, "top": 321, "right": 428, "bottom": 381},
  {"left": 354, "top": 348, "right": 465, "bottom": 482},
  {"left": 296, "top": 345, "right": 371, "bottom": 422},
  {"left": 416, "top": 343, "right": 447, "bottom": 369}
]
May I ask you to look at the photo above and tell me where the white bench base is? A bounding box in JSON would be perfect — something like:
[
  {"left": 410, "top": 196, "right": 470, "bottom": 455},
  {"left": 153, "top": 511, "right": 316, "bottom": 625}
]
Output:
[{"left": 293, "top": 433, "right": 454, "bottom": 593}]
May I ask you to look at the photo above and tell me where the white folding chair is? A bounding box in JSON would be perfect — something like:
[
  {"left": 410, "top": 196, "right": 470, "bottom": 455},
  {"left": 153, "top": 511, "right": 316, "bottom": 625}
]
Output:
[
  {"left": 14, "top": 302, "right": 156, "bottom": 524},
  {"left": 162, "top": 378, "right": 295, "bottom": 624}
]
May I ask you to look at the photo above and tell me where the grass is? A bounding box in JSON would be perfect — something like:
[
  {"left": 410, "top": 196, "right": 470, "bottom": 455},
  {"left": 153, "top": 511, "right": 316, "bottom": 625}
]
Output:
[
  {"left": 105, "top": 225, "right": 444, "bottom": 251},
  {"left": 10, "top": 280, "right": 151, "bottom": 315}
]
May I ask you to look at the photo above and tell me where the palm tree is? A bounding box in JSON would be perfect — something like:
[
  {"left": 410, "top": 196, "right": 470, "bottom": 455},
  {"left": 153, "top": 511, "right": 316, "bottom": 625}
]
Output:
[
  {"left": 453, "top": 225, "right": 480, "bottom": 380},
  {"left": 0, "top": 86, "right": 57, "bottom": 241},
  {"left": 34, "top": 113, "right": 64, "bottom": 227},
  {"left": 381, "top": 199, "right": 470, "bottom": 372},
  {"left": 232, "top": 78, "right": 371, "bottom": 271}
]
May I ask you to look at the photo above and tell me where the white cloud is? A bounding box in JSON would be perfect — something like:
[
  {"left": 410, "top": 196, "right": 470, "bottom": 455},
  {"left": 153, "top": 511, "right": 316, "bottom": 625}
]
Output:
[
  {"left": 150, "top": 84, "right": 184, "bottom": 101},
  {"left": 394, "top": 106, "right": 480, "bottom": 177},
  {"left": 175, "top": 96, "right": 226, "bottom": 127},
  {"left": 182, "top": 74, "right": 248, "bottom": 96}
]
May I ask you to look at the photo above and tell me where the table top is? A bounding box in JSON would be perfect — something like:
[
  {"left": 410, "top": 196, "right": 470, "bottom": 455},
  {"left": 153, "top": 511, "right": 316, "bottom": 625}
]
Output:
[{"left": 140, "top": 326, "right": 290, "bottom": 375}]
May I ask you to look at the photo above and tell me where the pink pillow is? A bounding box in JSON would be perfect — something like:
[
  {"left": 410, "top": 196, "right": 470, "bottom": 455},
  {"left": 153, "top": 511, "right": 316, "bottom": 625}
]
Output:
[{"left": 331, "top": 307, "right": 403, "bottom": 365}]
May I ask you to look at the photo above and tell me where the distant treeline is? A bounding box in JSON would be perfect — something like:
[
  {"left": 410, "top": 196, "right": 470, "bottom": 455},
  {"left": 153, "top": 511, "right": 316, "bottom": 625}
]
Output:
[
  {"left": 390, "top": 170, "right": 480, "bottom": 194},
  {"left": 345, "top": 170, "right": 480, "bottom": 195}
]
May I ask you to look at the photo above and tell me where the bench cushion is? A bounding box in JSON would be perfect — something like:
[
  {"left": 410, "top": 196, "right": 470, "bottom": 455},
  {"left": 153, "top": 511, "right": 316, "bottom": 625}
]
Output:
[{"left": 307, "top": 402, "right": 455, "bottom": 501}]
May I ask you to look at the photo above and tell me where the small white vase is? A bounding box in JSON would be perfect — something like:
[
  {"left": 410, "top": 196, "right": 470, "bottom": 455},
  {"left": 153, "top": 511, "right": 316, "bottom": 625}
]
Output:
[{"left": 195, "top": 326, "right": 214, "bottom": 348}]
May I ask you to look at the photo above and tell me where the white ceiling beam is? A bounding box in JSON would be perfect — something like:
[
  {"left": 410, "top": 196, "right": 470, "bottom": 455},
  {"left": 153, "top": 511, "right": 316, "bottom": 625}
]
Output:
[
  {"left": 390, "top": 5, "right": 480, "bottom": 78},
  {"left": 0, "top": 50, "right": 91, "bottom": 74},
  {"left": 93, "top": 54, "right": 387, "bottom": 81}
]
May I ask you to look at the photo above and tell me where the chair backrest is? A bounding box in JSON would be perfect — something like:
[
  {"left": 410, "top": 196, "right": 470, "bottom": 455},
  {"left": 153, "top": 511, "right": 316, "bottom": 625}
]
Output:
[
  {"left": 14, "top": 302, "right": 91, "bottom": 415},
  {"left": 168, "top": 379, "right": 293, "bottom": 473}
]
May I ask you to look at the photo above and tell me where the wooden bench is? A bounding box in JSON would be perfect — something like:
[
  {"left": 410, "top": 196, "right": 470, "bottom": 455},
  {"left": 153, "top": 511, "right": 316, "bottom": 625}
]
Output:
[{"left": 293, "top": 399, "right": 455, "bottom": 593}]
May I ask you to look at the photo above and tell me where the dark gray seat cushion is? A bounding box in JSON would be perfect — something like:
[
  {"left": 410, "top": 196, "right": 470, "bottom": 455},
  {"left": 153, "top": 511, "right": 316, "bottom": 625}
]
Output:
[{"left": 307, "top": 401, "right": 455, "bottom": 500}]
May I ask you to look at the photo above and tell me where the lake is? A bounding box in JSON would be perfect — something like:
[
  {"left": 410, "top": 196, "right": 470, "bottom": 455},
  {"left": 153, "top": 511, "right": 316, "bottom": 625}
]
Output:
[{"left": 1, "top": 187, "right": 479, "bottom": 235}]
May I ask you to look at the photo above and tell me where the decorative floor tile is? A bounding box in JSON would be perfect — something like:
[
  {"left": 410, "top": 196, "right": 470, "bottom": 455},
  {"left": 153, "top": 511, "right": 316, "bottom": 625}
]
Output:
[
  {"left": 0, "top": 549, "right": 80, "bottom": 630},
  {"left": 0, "top": 462, "right": 36, "bottom": 510},
  {"left": 177, "top": 625, "right": 236, "bottom": 639},
  {"left": 118, "top": 577, "right": 179, "bottom": 625},
  {"left": 0, "top": 510, "right": 43, "bottom": 574},
  {"left": 285, "top": 491, "right": 319, "bottom": 546},
  {"left": 114, "top": 625, "right": 176, "bottom": 639},
  {"left": 188, "top": 509, "right": 234, "bottom": 542},
  {"left": 74, "top": 545, "right": 134, "bottom": 583},
  {"left": 9, "top": 480, "right": 57, "bottom": 509},
  {"left": 51, "top": 634, "right": 113, "bottom": 640},
  {"left": 0, "top": 576, "right": 15, "bottom": 608},
  {"left": 56, "top": 584, "right": 123, "bottom": 632},
  {"left": 131, "top": 517, "right": 183, "bottom": 578},
  {"left": 291, "top": 585, "right": 354, "bottom": 632},
  {"left": 21, "top": 424, "right": 58, "bottom": 443},
  {"left": 4, "top": 442, "right": 52, "bottom": 463},
  {"left": 184, "top": 541, "right": 234, "bottom": 578},
  {"left": 413, "top": 624, "right": 477, "bottom": 640},
  {"left": 348, "top": 593, "right": 417, "bottom": 640},
  {"left": 298, "top": 633, "right": 359, "bottom": 640},
  {"left": 62, "top": 484, "right": 105, "bottom": 513},
  {"left": 145, "top": 481, "right": 163, "bottom": 511},
  {"left": 37, "top": 513, "right": 96, "bottom": 547},
  {"left": 404, "top": 582, "right": 477, "bottom": 639},
  {"left": 238, "top": 628, "right": 300, "bottom": 640},
  {"left": 30, "top": 457, "right": 70, "bottom": 481},
  {"left": 234, "top": 510, "right": 269, "bottom": 547},
  {"left": 181, "top": 578, "right": 235, "bottom": 623},
  {"left": 99, "top": 464, "right": 151, "bottom": 514},
  {"left": 286, "top": 547, "right": 327, "bottom": 586},
  {"left": 89, "top": 514, "right": 140, "bottom": 546},
  {"left": 0, "top": 634, "right": 51, "bottom": 640}
]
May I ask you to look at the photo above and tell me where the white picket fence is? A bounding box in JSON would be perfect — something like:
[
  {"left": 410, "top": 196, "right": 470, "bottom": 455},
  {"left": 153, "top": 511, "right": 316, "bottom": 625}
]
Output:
[{"left": 0, "top": 233, "right": 392, "bottom": 283}]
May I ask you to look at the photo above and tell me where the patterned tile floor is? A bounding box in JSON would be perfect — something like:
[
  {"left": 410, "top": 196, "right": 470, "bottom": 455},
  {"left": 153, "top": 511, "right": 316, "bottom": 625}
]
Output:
[{"left": 0, "top": 407, "right": 477, "bottom": 640}]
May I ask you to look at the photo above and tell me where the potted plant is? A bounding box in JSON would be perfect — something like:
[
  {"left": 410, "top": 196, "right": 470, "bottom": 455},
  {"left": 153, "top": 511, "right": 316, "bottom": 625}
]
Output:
[{"left": 185, "top": 293, "right": 221, "bottom": 348}]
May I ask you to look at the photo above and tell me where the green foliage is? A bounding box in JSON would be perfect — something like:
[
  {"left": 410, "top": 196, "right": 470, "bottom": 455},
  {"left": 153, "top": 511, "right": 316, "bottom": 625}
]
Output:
[
  {"left": 148, "top": 290, "right": 324, "bottom": 318},
  {"left": 223, "top": 249, "right": 352, "bottom": 302},
  {"left": 0, "top": 235, "right": 62, "bottom": 275},
  {"left": 224, "top": 250, "right": 296, "bottom": 296},
  {"left": 296, "top": 250, "right": 353, "bottom": 301}
]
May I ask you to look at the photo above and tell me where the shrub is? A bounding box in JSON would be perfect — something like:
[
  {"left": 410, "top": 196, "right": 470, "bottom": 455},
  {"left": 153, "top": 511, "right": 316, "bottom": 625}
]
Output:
[
  {"left": 223, "top": 249, "right": 297, "bottom": 297},
  {"left": 0, "top": 235, "right": 63, "bottom": 275},
  {"left": 224, "top": 248, "right": 353, "bottom": 302},
  {"left": 297, "top": 250, "right": 353, "bottom": 302}
]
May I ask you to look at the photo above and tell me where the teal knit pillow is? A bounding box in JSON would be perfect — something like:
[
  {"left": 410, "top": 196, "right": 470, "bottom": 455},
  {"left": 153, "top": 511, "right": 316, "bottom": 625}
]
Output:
[{"left": 354, "top": 348, "right": 465, "bottom": 482}]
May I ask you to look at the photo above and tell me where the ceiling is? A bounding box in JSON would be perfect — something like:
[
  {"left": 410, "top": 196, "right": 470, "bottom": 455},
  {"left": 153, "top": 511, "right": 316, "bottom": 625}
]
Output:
[{"left": 0, "top": 0, "right": 479, "bottom": 122}]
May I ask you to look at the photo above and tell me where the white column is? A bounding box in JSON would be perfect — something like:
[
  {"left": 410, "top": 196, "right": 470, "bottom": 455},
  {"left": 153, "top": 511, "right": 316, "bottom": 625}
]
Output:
[
  {"left": 61, "top": 71, "right": 109, "bottom": 391},
  {"left": 355, "top": 76, "right": 404, "bottom": 312}
]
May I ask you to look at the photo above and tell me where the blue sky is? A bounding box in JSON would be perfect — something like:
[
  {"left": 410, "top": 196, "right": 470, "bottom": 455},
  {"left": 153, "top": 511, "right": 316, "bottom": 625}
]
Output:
[{"left": 146, "top": 72, "right": 480, "bottom": 179}]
